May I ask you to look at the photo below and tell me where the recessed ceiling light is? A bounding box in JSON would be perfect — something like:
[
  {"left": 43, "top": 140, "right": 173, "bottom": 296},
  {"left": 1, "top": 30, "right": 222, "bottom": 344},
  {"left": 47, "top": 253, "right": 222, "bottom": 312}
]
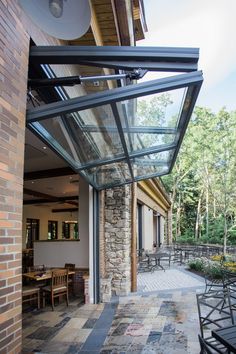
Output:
[
  {"left": 31, "top": 181, "right": 34, "bottom": 184},
  {"left": 43, "top": 146, "right": 47, "bottom": 150}
]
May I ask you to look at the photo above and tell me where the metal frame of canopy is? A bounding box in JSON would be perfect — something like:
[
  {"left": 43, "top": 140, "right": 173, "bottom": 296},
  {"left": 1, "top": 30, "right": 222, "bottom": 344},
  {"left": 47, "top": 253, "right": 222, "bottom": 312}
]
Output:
[{"left": 27, "top": 46, "right": 203, "bottom": 190}]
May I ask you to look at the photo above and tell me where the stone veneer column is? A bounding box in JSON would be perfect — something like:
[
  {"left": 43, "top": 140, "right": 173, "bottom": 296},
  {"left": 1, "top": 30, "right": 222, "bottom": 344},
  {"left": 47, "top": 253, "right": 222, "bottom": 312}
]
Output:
[{"left": 104, "top": 185, "right": 132, "bottom": 296}]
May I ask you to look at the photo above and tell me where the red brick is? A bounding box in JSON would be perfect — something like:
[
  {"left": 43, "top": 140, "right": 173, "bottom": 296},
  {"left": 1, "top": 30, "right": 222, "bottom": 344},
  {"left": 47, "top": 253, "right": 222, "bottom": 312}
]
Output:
[
  {"left": 7, "top": 260, "right": 21, "bottom": 269},
  {"left": 0, "top": 238, "right": 13, "bottom": 244},
  {"left": 0, "top": 286, "right": 14, "bottom": 297},
  {"left": 0, "top": 254, "right": 13, "bottom": 262},
  {"left": 7, "top": 275, "right": 21, "bottom": 285},
  {"left": 0, "top": 333, "right": 14, "bottom": 350},
  {"left": 0, "top": 318, "right": 13, "bottom": 332},
  {"left": 0, "top": 303, "right": 13, "bottom": 314}
]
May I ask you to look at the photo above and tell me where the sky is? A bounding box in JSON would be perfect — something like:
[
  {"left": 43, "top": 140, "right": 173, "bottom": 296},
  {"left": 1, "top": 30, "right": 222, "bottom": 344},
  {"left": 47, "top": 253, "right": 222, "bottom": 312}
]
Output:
[{"left": 140, "top": 0, "right": 236, "bottom": 113}]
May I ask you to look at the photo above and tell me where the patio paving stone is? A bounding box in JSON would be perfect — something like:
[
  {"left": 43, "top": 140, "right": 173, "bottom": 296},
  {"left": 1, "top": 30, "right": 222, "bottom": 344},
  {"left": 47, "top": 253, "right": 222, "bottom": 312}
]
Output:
[{"left": 22, "top": 266, "right": 205, "bottom": 353}]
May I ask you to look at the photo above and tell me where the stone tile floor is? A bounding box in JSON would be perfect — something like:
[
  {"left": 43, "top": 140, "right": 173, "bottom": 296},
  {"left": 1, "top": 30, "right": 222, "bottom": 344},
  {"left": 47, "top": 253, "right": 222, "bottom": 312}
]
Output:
[{"left": 22, "top": 267, "right": 205, "bottom": 353}]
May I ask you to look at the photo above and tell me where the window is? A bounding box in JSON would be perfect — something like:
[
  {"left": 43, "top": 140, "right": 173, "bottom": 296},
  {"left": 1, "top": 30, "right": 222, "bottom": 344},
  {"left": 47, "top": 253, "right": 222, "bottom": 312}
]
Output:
[
  {"left": 62, "top": 221, "right": 78, "bottom": 239},
  {"left": 48, "top": 220, "right": 58, "bottom": 240},
  {"left": 26, "top": 218, "right": 39, "bottom": 249},
  {"left": 62, "top": 222, "right": 70, "bottom": 239}
]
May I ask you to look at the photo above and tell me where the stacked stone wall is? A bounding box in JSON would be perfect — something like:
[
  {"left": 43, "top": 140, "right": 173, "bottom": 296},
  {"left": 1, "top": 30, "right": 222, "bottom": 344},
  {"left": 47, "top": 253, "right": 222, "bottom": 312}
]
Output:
[{"left": 104, "top": 185, "right": 132, "bottom": 295}]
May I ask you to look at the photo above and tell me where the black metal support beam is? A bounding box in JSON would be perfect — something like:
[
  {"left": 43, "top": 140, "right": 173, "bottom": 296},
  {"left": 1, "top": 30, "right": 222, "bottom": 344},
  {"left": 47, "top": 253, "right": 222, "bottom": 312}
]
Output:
[
  {"left": 27, "top": 71, "right": 203, "bottom": 123},
  {"left": 29, "top": 46, "right": 199, "bottom": 66}
]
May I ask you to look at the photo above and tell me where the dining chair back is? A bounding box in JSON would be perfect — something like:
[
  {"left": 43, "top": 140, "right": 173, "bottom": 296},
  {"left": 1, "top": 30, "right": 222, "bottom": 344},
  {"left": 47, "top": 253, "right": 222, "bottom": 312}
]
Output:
[
  {"left": 22, "top": 286, "right": 40, "bottom": 310},
  {"left": 27, "top": 265, "right": 46, "bottom": 272},
  {"left": 198, "top": 335, "right": 215, "bottom": 354},
  {"left": 42, "top": 269, "right": 69, "bottom": 311},
  {"left": 65, "top": 263, "right": 75, "bottom": 296},
  {"left": 223, "top": 270, "right": 236, "bottom": 313},
  {"left": 64, "top": 263, "right": 75, "bottom": 270},
  {"left": 196, "top": 289, "right": 234, "bottom": 353}
]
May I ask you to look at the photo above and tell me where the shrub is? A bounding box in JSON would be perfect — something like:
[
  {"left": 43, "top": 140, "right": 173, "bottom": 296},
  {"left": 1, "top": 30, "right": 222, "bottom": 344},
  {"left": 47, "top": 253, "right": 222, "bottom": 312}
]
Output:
[
  {"left": 188, "top": 258, "right": 224, "bottom": 279},
  {"left": 205, "top": 261, "right": 223, "bottom": 279},
  {"left": 187, "top": 258, "right": 205, "bottom": 272}
]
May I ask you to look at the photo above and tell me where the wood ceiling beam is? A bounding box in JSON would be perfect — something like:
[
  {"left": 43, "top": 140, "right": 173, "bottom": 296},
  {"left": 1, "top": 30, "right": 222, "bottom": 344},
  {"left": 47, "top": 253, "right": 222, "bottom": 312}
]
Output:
[
  {"left": 24, "top": 188, "right": 59, "bottom": 201},
  {"left": 111, "top": 0, "right": 135, "bottom": 46},
  {"left": 89, "top": 0, "right": 115, "bottom": 90},
  {"left": 24, "top": 167, "right": 77, "bottom": 180},
  {"left": 23, "top": 195, "right": 78, "bottom": 205},
  {"left": 23, "top": 188, "right": 79, "bottom": 207},
  {"left": 51, "top": 208, "right": 78, "bottom": 213}
]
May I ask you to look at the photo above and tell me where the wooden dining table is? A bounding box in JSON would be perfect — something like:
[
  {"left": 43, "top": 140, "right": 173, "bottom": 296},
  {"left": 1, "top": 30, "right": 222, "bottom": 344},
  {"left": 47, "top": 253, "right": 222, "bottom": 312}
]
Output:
[
  {"left": 23, "top": 269, "right": 75, "bottom": 281},
  {"left": 212, "top": 325, "right": 236, "bottom": 353}
]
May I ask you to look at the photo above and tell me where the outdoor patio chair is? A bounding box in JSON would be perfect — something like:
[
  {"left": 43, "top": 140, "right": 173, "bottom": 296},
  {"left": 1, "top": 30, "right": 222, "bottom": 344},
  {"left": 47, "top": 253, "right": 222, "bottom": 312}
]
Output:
[
  {"left": 222, "top": 270, "right": 236, "bottom": 314},
  {"left": 198, "top": 334, "right": 219, "bottom": 354},
  {"left": 196, "top": 290, "right": 234, "bottom": 353},
  {"left": 42, "top": 269, "right": 69, "bottom": 311},
  {"left": 204, "top": 273, "right": 224, "bottom": 293},
  {"left": 137, "top": 249, "right": 151, "bottom": 272}
]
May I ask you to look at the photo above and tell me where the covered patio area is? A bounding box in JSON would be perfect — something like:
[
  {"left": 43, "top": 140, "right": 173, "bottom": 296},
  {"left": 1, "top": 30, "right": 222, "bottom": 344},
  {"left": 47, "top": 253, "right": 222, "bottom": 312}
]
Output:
[{"left": 22, "top": 265, "right": 205, "bottom": 353}]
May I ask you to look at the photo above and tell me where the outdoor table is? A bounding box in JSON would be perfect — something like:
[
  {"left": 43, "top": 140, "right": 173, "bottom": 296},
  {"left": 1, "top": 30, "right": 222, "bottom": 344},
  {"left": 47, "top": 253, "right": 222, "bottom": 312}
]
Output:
[
  {"left": 23, "top": 269, "right": 75, "bottom": 281},
  {"left": 146, "top": 252, "right": 170, "bottom": 272},
  {"left": 212, "top": 325, "right": 236, "bottom": 353}
]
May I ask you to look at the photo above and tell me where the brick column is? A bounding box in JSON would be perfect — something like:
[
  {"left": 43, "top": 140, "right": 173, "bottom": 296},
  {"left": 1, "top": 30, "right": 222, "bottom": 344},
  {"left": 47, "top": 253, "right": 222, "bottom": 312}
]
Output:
[{"left": 0, "top": 1, "right": 30, "bottom": 352}]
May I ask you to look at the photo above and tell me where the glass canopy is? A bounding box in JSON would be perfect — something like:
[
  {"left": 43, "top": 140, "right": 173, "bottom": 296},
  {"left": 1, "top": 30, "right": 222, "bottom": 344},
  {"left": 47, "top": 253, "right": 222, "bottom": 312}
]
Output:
[{"left": 27, "top": 46, "right": 203, "bottom": 190}]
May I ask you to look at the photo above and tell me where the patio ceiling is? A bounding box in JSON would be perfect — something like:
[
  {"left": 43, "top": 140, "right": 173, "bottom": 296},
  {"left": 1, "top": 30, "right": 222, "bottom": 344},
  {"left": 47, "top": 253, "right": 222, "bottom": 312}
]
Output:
[{"left": 27, "top": 45, "right": 203, "bottom": 190}]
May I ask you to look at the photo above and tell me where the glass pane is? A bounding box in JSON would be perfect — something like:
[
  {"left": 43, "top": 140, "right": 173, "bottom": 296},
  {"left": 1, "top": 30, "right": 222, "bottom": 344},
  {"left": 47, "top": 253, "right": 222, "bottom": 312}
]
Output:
[
  {"left": 131, "top": 150, "right": 174, "bottom": 179},
  {"left": 40, "top": 104, "right": 125, "bottom": 167},
  {"left": 82, "top": 161, "right": 132, "bottom": 188},
  {"left": 118, "top": 88, "right": 186, "bottom": 129},
  {"left": 124, "top": 132, "right": 176, "bottom": 153}
]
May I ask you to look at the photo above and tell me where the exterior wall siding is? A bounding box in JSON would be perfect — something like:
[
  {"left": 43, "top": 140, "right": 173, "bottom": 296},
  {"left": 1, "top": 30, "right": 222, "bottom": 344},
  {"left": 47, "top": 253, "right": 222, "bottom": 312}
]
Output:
[{"left": 0, "top": 1, "right": 30, "bottom": 352}]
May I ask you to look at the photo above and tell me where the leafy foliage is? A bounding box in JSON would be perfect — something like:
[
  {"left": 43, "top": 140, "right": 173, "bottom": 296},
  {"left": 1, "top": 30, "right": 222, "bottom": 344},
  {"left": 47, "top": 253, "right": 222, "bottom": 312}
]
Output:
[{"left": 162, "top": 106, "right": 236, "bottom": 248}]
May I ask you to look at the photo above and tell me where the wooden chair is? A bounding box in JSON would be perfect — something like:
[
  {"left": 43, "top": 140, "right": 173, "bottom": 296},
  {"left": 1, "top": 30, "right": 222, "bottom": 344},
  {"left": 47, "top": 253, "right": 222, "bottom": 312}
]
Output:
[
  {"left": 27, "top": 265, "right": 46, "bottom": 272},
  {"left": 196, "top": 290, "right": 234, "bottom": 353},
  {"left": 22, "top": 286, "right": 40, "bottom": 310},
  {"left": 65, "top": 263, "right": 75, "bottom": 296},
  {"left": 42, "top": 269, "right": 69, "bottom": 311}
]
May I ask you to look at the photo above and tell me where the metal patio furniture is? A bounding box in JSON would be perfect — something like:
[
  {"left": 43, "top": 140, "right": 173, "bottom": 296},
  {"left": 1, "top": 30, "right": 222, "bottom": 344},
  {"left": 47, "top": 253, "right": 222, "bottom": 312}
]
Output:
[
  {"left": 198, "top": 334, "right": 217, "bottom": 354},
  {"left": 137, "top": 249, "right": 151, "bottom": 273},
  {"left": 223, "top": 270, "right": 236, "bottom": 314},
  {"left": 212, "top": 325, "right": 236, "bottom": 353},
  {"left": 204, "top": 271, "right": 224, "bottom": 293},
  {"left": 196, "top": 290, "right": 234, "bottom": 353}
]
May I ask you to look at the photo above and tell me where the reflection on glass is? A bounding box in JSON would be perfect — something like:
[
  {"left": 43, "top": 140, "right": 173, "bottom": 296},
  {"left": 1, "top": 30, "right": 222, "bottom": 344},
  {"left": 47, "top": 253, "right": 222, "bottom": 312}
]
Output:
[
  {"left": 62, "top": 221, "right": 78, "bottom": 239},
  {"left": 48, "top": 220, "right": 58, "bottom": 240},
  {"left": 124, "top": 133, "right": 176, "bottom": 153},
  {"left": 82, "top": 161, "right": 132, "bottom": 188},
  {"left": 40, "top": 104, "right": 125, "bottom": 167},
  {"left": 131, "top": 150, "right": 174, "bottom": 179},
  {"left": 119, "top": 89, "right": 186, "bottom": 128}
]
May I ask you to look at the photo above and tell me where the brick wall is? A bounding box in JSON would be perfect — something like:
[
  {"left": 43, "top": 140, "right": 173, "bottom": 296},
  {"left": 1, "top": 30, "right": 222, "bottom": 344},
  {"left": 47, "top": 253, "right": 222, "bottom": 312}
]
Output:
[{"left": 0, "top": 1, "right": 30, "bottom": 352}]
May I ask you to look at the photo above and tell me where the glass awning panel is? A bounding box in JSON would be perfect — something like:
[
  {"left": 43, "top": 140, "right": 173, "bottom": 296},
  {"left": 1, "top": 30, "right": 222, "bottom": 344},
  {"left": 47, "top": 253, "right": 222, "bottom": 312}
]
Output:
[
  {"left": 27, "top": 46, "right": 203, "bottom": 190},
  {"left": 27, "top": 72, "right": 202, "bottom": 189}
]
